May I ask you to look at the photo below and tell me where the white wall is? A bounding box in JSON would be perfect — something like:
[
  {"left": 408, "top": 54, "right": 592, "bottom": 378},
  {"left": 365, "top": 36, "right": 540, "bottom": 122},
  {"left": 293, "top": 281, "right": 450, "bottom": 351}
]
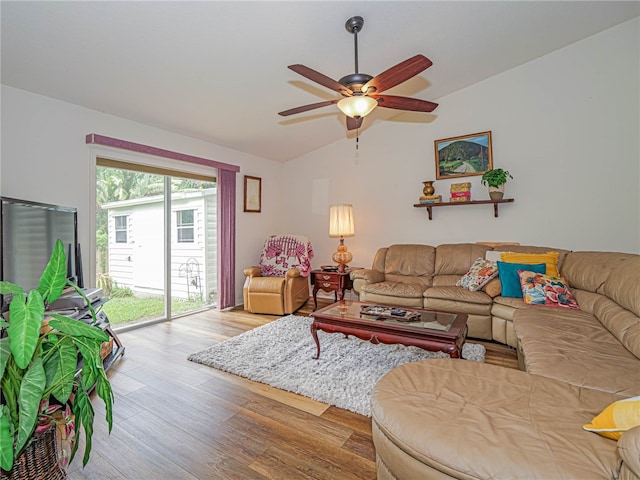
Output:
[
  {"left": 0, "top": 86, "right": 284, "bottom": 304},
  {"left": 283, "top": 18, "right": 640, "bottom": 269},
  {"left": 2, "top": 19, "right": 638, "bottom": 307}
]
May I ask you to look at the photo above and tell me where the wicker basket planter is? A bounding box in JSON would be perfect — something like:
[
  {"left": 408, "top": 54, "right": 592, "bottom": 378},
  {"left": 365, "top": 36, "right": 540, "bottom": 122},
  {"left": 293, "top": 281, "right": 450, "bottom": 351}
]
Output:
[{"left": 0, "top": 428, "right": 66, "bottom": 480}]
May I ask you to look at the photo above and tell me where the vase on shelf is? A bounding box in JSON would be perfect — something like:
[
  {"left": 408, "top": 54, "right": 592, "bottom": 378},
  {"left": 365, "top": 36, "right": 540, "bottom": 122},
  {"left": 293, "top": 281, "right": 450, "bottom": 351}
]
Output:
[{"left": 422, "top": 181, "right": 435, "bottom": 196}]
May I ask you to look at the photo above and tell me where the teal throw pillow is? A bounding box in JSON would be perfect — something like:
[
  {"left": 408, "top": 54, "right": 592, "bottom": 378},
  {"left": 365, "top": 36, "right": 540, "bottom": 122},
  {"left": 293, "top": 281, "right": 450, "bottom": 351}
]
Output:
[{"left": 497, "top": 261, "right": 546, "bottom": 298}]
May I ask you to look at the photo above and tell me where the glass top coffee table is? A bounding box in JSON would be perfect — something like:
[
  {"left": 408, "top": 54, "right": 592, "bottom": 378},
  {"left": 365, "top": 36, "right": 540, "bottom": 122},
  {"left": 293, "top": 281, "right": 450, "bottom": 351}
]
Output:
[{"left": 310, "top": 300, "right": 468, "bottom": 359}]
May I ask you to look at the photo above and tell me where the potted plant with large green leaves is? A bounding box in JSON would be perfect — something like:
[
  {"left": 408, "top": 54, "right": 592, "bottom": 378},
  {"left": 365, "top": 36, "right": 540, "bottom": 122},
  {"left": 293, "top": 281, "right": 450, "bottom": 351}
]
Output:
[
  {"left": 0, "top": 239, "right": 113, "bottom": 478},
  {"left": 481, "top": 168, "right": 513, "bottom": 200}
]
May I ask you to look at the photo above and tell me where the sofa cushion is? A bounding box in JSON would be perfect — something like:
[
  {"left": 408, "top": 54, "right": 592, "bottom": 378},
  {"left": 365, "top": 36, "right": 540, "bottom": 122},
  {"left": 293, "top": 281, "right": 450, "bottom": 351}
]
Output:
[
  {"left": 372, "top": 359, "right": 624, "bottom": 480},
  {"left": 514, "top": 307, "right": 640, "bottom": 397},
  {"left": 560, "top": 251, "right": 632, "bottom": 294},
  {"left": 618, "top": 426, "right": 640, "bottom": 476},
  {"left": 384, "top": 244, "right": 435, "bottom": 277},
  {"left": 371, "top": 247, "right": 389, "bottom": 272},
  {"left": 567, "top": 254, "right": 640, "bottom": 359},
  {"left": 361, "top": 281, "right": 425, "bottom": 299},
  {"left": 384, "top": 273, "right": 432, "bottom": 289},
  {"left": 247, "top": 275, "right": 285, "bottom": 294},
  {"left": 424, "top": 286, "right": 492, "bottom": 305},
  {"left": 434, "top": 243, "right": 491, "bottom": 276},
  {"left": 518, "top": 271, "right": 579, "bottom": 309},
  {"left": 497, "top": 262, "right": 546, "bottom": 298},
  {"left": 424, "top": 287, "right": 493, "bottom": 318},
  {"left": 592, "top": 292, "right": 640, "bottom": 360},
  {"left": 491, "top": 296, "right": 534, "bottom": 321},
  {"left": 602, "top": 255, "right": 640, "bottom": 317},
  {"left": 432, "top": 275, "right": 466, "bottom": 287}
]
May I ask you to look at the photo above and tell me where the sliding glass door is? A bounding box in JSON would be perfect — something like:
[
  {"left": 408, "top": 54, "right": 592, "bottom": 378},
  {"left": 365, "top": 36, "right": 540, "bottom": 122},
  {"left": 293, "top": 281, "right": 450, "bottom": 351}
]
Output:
[{"left": 96, "top": 161, "right": 217, "bottom": 329}]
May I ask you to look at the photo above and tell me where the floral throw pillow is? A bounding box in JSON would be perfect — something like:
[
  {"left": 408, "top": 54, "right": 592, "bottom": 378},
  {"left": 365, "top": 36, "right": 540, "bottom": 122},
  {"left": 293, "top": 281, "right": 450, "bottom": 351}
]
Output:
[
  {"left": 457, "top": 257, "right": 499, "bottom": 291},
  {"left": 518, "top": 271, "right": 580, "bottom": 309}
]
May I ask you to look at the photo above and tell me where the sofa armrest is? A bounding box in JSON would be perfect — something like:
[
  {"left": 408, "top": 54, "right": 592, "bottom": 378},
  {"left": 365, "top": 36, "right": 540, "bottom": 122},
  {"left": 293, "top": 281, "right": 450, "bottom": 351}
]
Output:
[
  {"left": 618, "top": 425, "right": 640, "bottom": 478},
  {"left": 350, "top": 268, "right": 385, "bottom": 284},
  {"left": 244, "top": 267, "right": 262, "bottom": 277},
  {"left": 286, "top": 268, "right": 302, "bottom": 279}
]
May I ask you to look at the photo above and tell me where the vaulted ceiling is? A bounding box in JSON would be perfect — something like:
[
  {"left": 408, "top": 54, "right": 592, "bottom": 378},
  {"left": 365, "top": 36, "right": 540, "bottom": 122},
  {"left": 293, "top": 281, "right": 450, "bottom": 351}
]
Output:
[{"left": 2, "top": 1, "right": 638, "bottom": 162}]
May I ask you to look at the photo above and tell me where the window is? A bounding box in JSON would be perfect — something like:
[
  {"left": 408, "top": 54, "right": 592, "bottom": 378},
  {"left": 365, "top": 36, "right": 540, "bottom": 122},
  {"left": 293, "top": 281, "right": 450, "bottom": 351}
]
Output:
[
  {"left": 95, "top": 157, "right": 219, "bottom": 329},
  {"left": 114, "top": 215, "right": 128, "bottom": 243},
  {"left": 177, "top": 209, "right": 195, "bottom": 243}
]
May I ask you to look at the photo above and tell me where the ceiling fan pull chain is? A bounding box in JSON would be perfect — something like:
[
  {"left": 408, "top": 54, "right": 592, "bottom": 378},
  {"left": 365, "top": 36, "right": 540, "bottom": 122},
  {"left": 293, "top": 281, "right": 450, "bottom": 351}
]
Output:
[{"left": 356, "top": 129, "right": 360, "bottom": 150}]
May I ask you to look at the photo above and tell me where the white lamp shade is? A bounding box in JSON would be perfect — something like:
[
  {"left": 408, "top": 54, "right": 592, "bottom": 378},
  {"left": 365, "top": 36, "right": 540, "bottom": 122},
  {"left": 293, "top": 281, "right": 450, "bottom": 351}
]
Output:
[
  {"left": 329, "top": 204, "right": 355, "bottom": 237},
  {"left": 337, "top": 96, "right": 377, "bottom": 118}
]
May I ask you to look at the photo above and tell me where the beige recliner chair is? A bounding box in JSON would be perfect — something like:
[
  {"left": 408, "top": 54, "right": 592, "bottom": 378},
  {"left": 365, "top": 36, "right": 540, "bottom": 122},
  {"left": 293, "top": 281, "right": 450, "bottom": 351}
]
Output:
[{"left": 243, "top": 235, "right": 314, "bottom": 315}]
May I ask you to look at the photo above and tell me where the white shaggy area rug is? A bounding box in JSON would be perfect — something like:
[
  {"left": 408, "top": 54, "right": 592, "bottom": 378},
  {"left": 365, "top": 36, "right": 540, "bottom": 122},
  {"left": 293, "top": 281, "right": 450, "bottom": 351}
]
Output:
[{"left": 188, "top": 315, "right": 485, "bottom": 417}]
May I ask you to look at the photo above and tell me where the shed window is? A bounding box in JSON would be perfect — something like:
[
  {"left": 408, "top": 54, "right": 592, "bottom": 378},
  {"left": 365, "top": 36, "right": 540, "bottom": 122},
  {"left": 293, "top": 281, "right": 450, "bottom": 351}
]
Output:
[
  {"left": 114, "top": 215, "right": 128, "bottom": 243},
  {"left": 177, "top": 209, "right": 194, "bottom": 243}
]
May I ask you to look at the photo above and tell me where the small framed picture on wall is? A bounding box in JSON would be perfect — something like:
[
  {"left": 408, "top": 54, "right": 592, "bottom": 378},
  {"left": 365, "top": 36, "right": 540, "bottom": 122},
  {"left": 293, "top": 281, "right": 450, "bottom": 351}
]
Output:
[
  {"left": 435, "top": 131, "right": 493, "bottom": 180},
  {"left": 244, "top": 175, "right": 262, "bottom": 213}
]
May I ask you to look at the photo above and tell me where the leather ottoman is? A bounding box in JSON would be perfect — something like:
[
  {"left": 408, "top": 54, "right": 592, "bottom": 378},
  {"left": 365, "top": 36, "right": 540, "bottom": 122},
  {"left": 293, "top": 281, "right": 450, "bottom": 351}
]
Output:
[{"left": 371, "top": 359, "right": 624, "bottom": 479}]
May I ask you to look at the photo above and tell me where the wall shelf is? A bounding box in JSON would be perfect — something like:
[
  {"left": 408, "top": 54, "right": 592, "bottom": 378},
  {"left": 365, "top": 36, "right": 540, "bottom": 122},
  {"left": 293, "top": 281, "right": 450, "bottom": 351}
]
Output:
[{"left": 413, "top": 198, "right": 514, "bottom": 220}]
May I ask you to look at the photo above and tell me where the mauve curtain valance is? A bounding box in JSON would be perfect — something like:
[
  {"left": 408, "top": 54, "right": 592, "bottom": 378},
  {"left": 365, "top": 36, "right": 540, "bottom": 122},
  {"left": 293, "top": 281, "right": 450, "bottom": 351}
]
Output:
[{"left": 86, "top": 133, "right": 238, "bottom": 309}]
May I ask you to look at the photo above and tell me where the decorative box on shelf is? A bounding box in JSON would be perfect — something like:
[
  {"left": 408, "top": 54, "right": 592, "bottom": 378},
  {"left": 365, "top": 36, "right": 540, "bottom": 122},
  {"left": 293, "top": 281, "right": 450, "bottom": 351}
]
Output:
[
  {"left": 449, "top": 197, "right": 471, "bottom": 203},
  {"left": 450, "top": 182, "right": 471, "bottom": 192},
  {"left": 450, "top": 191, "right": 471, "bottom": 198},
  {"left": 450, "top": 181, "right": 471, "bottom": 202}
]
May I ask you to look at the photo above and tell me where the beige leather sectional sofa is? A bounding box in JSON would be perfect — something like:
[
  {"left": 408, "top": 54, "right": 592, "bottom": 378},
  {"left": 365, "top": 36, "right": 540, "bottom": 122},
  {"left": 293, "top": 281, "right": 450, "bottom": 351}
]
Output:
[
  {"left": 354, "top": 244, "right": 640, "bottom": 479},
  {"left": 351, "top": 243, "right": 571, "bottom": 346}
]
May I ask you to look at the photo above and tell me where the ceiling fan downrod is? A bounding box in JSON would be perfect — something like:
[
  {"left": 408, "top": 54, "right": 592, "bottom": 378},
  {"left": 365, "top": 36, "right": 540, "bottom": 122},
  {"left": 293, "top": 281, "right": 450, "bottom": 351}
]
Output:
[
  {"left": 339, "top": 16, "right": 373, "bottom": 90},
  {"left": 346, "top": 16, "right": 363, "bottom": 74}
]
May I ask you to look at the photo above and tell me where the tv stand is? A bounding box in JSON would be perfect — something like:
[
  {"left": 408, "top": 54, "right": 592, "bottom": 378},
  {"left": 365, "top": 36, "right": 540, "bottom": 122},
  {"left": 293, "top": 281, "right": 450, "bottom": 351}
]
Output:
[
  {"left": 49, "top": 298, "right": 125, "bottom": 377},
  {"left": 86, "top": 307, "right": 125, "bottom": 375}
]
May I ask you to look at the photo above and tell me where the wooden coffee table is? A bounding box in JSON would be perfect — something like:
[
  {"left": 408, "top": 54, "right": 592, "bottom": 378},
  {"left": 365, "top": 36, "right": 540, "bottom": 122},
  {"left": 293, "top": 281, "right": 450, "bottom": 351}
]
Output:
[{"left": 310, "top": 301, "right": 468, "bottom": 359}]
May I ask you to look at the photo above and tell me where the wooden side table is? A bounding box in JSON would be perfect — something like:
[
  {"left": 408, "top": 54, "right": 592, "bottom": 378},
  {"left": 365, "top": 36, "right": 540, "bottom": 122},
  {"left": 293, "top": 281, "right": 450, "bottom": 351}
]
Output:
[{"left": 311, "top": 269, "right": 355, "bottom": 310}]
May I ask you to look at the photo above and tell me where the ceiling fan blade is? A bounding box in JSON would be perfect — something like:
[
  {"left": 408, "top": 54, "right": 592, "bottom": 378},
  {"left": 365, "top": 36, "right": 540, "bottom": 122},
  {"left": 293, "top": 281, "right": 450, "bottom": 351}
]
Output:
[
  {"left": 288, "top": 64, "right": 353, "bottom": 95},
  {"left": 346, "top": 116, "right": 363, "bottom": 130},
  {"left": 372, "top": 95, "right": 438, "bottom": 113},
  {"left": 363, "top": 54, "right": 433, "bottom": 94},
  {"left": 278, "top": 99, "right": 338, "bottom": 117}
]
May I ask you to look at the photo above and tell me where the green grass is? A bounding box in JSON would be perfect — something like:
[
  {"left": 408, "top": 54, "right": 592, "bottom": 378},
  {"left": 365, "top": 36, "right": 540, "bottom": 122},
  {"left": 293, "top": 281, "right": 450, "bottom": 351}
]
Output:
[{"left": 102, "top": 296, "right": 206, "bottom": 325}]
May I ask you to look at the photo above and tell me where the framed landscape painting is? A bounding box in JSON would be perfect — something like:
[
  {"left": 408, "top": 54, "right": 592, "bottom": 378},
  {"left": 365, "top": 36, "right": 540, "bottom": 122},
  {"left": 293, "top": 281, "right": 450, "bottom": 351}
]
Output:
[{"left": 435, "top": 131, "right": 493, "bottom": 179}]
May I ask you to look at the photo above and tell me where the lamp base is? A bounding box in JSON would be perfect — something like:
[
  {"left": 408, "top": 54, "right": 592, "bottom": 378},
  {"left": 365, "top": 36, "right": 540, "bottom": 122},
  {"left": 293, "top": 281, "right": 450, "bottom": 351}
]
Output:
[
  {"left": 336, "top": 263, "right": 349, "bottom": 273},
  {"left": 332, "top": 239, "right": 353, "bottom": 274}
]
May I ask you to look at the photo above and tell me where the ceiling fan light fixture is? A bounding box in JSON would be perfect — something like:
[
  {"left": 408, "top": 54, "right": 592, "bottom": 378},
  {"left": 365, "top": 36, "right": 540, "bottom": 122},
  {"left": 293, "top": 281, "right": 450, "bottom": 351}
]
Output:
[{"left": 337, "top": 95, "right": 378, "bottom": 118}]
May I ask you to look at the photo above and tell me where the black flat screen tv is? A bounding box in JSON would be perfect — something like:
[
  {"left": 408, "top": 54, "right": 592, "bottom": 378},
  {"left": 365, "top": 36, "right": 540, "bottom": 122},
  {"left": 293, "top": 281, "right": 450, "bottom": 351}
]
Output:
[{"left": 0, "top": 197, "right": 79, "bottom": 304}]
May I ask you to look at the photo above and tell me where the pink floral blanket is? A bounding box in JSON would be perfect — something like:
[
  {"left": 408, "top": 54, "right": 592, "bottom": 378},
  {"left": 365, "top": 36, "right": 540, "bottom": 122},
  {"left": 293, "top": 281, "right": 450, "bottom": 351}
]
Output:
[{"left": 259, "top": 234, "right": 314, "bottom": 277}]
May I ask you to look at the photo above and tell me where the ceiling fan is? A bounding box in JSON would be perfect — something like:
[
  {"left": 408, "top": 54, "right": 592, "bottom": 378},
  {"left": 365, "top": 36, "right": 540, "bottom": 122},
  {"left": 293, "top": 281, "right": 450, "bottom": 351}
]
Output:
[{"left": 278, "top": 16, "right": 438, "bottom": 131}]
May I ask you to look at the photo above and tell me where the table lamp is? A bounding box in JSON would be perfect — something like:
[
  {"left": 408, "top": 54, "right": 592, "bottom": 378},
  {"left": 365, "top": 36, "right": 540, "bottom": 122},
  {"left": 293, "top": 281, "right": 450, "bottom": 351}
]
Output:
[{"left": 329, "top": 204, "right": 355, "bottom": 273}]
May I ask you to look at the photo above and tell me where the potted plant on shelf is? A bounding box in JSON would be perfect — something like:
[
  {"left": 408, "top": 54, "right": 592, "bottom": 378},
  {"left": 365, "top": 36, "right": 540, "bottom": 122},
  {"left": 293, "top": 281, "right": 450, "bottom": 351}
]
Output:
[
  {"left": 0, "top": 240, "right": 113, "bottom": 478},
  {"left": 481, "top": 168, "right": 513, "bottom": 200}
]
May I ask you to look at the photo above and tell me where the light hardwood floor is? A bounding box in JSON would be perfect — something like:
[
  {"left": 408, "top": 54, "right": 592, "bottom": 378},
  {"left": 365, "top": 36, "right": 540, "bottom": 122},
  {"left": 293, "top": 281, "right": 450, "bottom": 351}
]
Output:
[{"left": 67, "top": 298, "right": 518, "bottom": 480}]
